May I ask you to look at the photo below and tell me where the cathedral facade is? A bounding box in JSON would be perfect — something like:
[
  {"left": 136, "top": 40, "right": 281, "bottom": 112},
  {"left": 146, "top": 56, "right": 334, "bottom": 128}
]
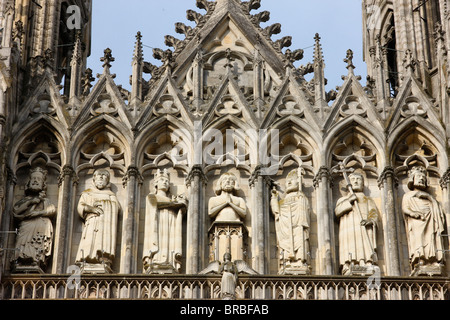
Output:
[{"left": 0, "top": 0, "right": 449, "bottom": 300}]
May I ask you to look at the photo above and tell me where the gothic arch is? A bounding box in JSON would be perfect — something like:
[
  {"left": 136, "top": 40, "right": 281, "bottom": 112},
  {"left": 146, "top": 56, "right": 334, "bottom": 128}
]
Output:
[
  {"left": 387, "top": 118, "right": 448, "bottom": 175},
  {"left": 324, "top": 116, "right": 386, "bottom": 170},
  {"left": 135, "top": 116, "right": 193, "bottom": 175},
  {"left": 8, "top": 118, "right": 67, "bottom": 172},
  {"left": 71, "top": 116, "right": 132, "bottom": 171},
  {"left": 203, "top": 115, "right": 258, "bottom": 171}
]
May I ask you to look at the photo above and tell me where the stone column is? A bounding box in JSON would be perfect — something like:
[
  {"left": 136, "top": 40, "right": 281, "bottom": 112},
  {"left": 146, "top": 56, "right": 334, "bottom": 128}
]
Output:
[
  {"left": 377, "top": 166, "right": 401, "bottom": 276},
  {"left": 313, "top": 166, "right": 334, "bottom": 275},
  {"left": 440, "top": 168, "right": 450, "bottom": 252},
  {"left": 185, "top": 165, "right": 207, "bottom": 274},
  {"left": 249, "top": 166, "right": 269, "bottom": 274},
  {"left": 120, "top": 166, "right": 141, "bottom": 274},
  {"left": 0, "top": 167, "right": 17, "bottom": 279},
  {"left": 52, "top": 165, "right": 76, "bottom": 274}
]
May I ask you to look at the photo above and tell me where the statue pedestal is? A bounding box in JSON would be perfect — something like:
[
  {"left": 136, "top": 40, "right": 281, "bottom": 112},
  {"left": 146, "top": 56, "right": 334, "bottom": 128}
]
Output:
[
  {"left": 348, "top": 264, "right": 376, "bottom": 276},
  {"left": 411, "top": 263, "right": 446, "bottom": 277},
  {"left": 145, "top": 263, "right": 178, "bottom": 275},
  {"left": 77, "top": 262, "right": 112, "bottom": 274},
  {"left": 208, "top": 221, "right": 248, "bottom": 263},
  {"left": 12, "top": 263, "right": 45, "bottom": 274},
  {"left": 279, "top": 264, "right": 311, "bottom": 276}
]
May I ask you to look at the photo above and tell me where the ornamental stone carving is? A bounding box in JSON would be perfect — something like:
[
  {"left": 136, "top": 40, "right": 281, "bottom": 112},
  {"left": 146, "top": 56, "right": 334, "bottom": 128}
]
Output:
[
  {"left": 11, "top": 167, "right": 56, "bottom": 273},
  {"left": 75, "top": 169, "right": 120, "bottom": 274},
  {"left": 402, "top": 166, "right": 446, "bottom": 276},
  {"left": 142, "top": 169, "right": 188, "bottom": 274}
]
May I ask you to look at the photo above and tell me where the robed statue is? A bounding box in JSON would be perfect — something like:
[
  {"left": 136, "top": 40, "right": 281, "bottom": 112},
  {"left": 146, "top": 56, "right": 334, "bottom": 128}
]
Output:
[
  {"left": 335, "top": 170, "right": 379, "bottom": 275},
  {"left": 402, "top": 166, "right": 446, "bottom": 276},
  {"left": 143, "top": 169, "right": 188, "bottom": 274},
  {"left": 11, "top": 167, "right": 56, "bottom": 273},
  {"left": 270, "top": 168, "right": 311, "bottom": 275},
  {"left": 75, "top": 169, "right": 120, "bottom": 273}
]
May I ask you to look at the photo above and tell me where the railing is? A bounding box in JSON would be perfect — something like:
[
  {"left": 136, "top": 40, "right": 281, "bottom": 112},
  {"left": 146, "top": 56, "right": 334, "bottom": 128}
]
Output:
[{"left": 1, "top": 274, "right": 449, "bottom": 300}]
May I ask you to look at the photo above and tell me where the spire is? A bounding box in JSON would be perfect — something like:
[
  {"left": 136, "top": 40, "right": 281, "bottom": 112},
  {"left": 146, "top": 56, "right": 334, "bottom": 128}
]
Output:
[
  {"left": 253, "top": 48, "right": 264, "bottom": 119},
  {"left": 313, "top": 33, "right": 324, "bottom": 65},
  {"left": 313, "top": 33, "right": 327, "bottom": 117},
  {"left": 130, "top": 31, "right": 144, "bottom": 110},
  {"left": 69, "top": 31, "right": 83, "bottom": 113},
  {"left": 192, "top": 49, "right": 204, "bottom": 114}
]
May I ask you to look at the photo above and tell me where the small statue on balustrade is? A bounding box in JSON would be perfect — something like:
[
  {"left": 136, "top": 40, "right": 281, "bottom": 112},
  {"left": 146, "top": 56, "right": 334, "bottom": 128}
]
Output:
[
  {"left": 142, "top": 169, "right": 188, "bottom": 274},
  {"left": 11, "top": 167, "right": 56, "bottom": 273},
  {"left": 270, "top": 168, "right": 311, "bottom": 275},
  {"left": 402, "top": 166, "right": 447, "bottom": 276},
  {"left": 75, "top": 169, "right": 120, "bottom": 274}
]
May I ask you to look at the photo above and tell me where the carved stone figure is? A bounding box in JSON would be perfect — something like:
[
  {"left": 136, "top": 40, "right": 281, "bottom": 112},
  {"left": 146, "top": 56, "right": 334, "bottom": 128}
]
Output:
[
  {"left": 142, "top": 169, "right": 188, "bottom": 274},
  {"left": 335, "top": 171, "right": 379, "bottom": 275},
  {"left": 199, "top": 252, "right": 257, "bottom": 300},
  {"left": 220, "top": 252, "right": 238, "bottom": 300},
  {"left": 11, "top": 167, "right": 56, "bottom": 273},
  {"left": 208, "top": 173, "right": 247, "bottom": 223},
  {"left": 270, "top": 168, "right": 311, "bottom": 275},
  {"left": 402, "top": 166, "right": 446, "bottom": 276},
  {"left": 75, "top": 169, "right": 120, "bottom": 273},
  {"left": 208, "top": 173, "right": 247, "bottom": 262}
]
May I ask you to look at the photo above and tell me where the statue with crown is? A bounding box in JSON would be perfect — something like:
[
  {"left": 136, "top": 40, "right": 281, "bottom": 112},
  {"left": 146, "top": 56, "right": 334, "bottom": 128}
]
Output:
[
  {"left": 142, "top": 169, "right": 188, "bottom": 274},
  {"left": 11, "top": 167, "right": 56, "bottom": 273}
]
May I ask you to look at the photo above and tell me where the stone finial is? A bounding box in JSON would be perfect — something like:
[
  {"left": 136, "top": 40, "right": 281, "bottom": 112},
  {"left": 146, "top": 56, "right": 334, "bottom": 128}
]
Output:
[
  {"left": 344, "top": 49, "right": 355, "bottom": 71},
  {"left": 101, "top": 48, "right": 115, "bottom": 70},
  {"left": 313, "top": 33, "right": 324, "bottom": 64},
  {"left": 133, "top": 32, "right": 144, "bottom": 63},
  {"left": 403, "top": 49, "right": 416, "bottom": 74},
  {"left": 81, "top": 68, "right": 95, "bottom": 96}
]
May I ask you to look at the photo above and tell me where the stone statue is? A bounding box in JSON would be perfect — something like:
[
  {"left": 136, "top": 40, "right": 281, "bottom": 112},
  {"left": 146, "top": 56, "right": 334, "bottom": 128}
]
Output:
[
  {"left": 335, "top": 170, "right": 379, "bottom": 275},
  {"left": 11, "top": 167, "right": 56, "bottom": 273},
  {"left": 402, "top": 166, "right": 446, "bottom": 276},
  {"left": 208, "top": 173, "right": 247, "bottom": 223},
  {"left": 75, "top": 169, "right": 120, "bottom": 273},
  {"left": 220, "top": 252, "right": 239, "bottom": 300},
  {"left": 143, "top": 169, "right": 188, "bottom": 274},
  {"left": 208, "top": 173, "right": 248, "bottom": 262},
  {"left": 270, "top": 168, "right": 311, "bottom": 275},
  {"left": 199, "top": 252, "right": 257, "bottom": 300}
]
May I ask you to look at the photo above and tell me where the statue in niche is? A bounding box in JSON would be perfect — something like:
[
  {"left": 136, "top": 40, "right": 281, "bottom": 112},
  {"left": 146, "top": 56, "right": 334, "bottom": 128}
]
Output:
[
  {"left": 402, "top": 166, "right": 446, "bottom": 276},
  {"left": 11, "top": 167, "right": 56, "bottom": 273},
  {"left": 208, "top": 173, "right": 247, "bottom": 262},
  {"left": 142, "top": 169, "right": 188, "bottom": 274},
  {"left": 208, "top": 173, "right": 247, "bottom": 223},
  {"left": 335, "top": 170, "right": 379, "bottom": 276},
  {"left": 200, "top": 172, "right": 257, "bottom": 275},
  {"left": 75, "top": 169, "right": 120, "bottom": 274},
  {"left": 270, "top": 168, "right": 311, "bottom": 275}
]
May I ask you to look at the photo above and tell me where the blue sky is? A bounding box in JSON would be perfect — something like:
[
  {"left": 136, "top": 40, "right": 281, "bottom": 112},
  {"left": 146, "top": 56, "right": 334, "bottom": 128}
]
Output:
[{"left": 89, "top": 0, "right": 367, "bottom": 92}]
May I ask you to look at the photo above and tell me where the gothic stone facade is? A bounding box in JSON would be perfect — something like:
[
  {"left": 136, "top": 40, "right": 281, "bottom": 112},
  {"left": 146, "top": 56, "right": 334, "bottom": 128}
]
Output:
[{"left": 0, "top": 0, "right": 449, "bottom": 300}]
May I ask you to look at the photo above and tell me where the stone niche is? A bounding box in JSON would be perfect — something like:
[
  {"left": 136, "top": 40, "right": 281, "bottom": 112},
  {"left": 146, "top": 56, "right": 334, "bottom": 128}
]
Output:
[
  {"left": 9, "top": 131, "right": 62, "bottom": 274},
  {"left": 204, "top": 167, "right": 252, "bottom": 268}
]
